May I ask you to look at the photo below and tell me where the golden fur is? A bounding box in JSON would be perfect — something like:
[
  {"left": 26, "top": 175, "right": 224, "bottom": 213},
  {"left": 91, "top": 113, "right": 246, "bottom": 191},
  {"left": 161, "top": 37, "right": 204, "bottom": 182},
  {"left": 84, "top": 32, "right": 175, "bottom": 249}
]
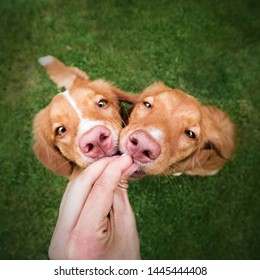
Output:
[
  {"left": 119, "top": 82, "right": 236, "bottom": 176},
  {"left": 33, "top": 56, "right": 136, "bottom": 178}
]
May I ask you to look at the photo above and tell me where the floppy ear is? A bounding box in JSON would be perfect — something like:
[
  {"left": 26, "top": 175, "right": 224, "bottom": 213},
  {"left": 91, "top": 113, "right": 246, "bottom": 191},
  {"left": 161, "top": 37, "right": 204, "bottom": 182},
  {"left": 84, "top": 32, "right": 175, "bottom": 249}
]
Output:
[
  {"left": 33, "top": 107, "right": 73, "bottom": 178},
  {"left": 186, "top": 106, "right": 236, "bottom": 175},
  {"left": 38, "top": 55, "right": 89, "bottom": 89},
  {"left": 111, "top": 86, "right": 139, "bottom": 104},
  {"left": 200, "top": 106, "right": 236, "bottom": 159},
  {"left": 110, "top": 87, "right": 139, "bottom": 125}
]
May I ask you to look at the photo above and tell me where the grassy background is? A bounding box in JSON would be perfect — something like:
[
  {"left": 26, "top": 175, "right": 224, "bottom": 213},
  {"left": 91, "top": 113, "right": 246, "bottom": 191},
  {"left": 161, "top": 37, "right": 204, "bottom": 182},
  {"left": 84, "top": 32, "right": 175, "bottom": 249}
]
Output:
[{"left": 0, "top": 0, "right": 259, "bottom": 259}]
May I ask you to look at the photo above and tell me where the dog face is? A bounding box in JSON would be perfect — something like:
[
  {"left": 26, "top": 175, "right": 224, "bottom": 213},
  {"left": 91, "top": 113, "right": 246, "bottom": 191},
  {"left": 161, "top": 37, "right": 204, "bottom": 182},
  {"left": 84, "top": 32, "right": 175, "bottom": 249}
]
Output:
[
  {"left": 120, "top": 82, "right": 236, "bottom": 177},
  {"left": 34, "top": 80, "right": 123, "bottom": 177},
  {"left": 34, "top": 56, "right": 137, "bottom": 178},
  {"left": 120, "top": 82, "right": 203, "bottom": 176}
]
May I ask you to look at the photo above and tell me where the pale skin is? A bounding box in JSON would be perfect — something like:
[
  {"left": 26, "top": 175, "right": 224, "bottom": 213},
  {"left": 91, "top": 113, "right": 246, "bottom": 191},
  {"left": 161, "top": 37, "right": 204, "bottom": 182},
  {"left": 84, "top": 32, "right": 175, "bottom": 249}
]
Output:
[{"left": 48, "top": 155, "right": 141, "bottom": 260}]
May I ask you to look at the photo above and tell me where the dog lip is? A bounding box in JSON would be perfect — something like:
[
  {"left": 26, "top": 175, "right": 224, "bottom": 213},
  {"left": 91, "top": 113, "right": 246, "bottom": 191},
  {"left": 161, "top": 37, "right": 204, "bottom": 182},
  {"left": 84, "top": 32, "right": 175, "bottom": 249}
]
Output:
[
  {"left": 130, "top": 158, "right": 147, "bottom": 178},
  {"left": 130, "top": 169, "right": 146, "bottom": 178}
]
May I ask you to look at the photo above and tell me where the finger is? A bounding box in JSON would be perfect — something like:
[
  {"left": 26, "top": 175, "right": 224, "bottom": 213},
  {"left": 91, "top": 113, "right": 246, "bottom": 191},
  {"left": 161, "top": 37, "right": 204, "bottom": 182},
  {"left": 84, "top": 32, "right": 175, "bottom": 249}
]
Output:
[
  {"left": 112, "top": 187, "right": 141, "bottom": 259},
  {"left": 59, "top": 157, "right": 116, "bottom": 215},
  {"left": 76, "top": 155, "right": 134, "bottom": 231},
  {"left": 113, "top": 188, "right": 136, "bottom": 233},
  {"left": 56, "top": 156, "right": 117, "bottom": 231},
  {"left": 113, "top": 187, "right": 134, "bottom": 219}
]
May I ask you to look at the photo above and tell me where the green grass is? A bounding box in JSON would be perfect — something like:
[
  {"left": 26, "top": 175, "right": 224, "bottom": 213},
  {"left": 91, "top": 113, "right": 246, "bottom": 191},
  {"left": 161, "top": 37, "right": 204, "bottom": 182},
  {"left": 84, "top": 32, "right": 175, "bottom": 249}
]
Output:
[{"left": 0, "top": 0, "right": 259, "bottom": 259}]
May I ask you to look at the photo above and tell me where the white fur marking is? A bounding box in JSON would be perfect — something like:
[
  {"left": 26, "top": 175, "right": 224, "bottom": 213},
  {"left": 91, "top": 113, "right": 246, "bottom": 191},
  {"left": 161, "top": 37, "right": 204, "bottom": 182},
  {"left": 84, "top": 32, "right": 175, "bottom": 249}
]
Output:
[
  {"left": 78, "top": 118, "right": 118, "bottom": 146},
  {"left": 78, "top": 119, "right": 104, "bottom": 138},
  {"left": 145, "top": 126, "right": 164, "bottom": 142},
  {"left": 60, "top": 90, "right": 83, "bottom": 120},
  {"left": 38, "top": 55, "right": 55, "bottom": 66}
]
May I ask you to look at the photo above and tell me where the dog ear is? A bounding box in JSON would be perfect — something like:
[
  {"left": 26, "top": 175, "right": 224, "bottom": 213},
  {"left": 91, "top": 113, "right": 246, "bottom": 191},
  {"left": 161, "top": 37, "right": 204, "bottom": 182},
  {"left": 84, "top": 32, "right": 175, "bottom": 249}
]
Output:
[
  {"left": 187, "top": 106, "right": 236, "bottom": 175},
  {"left": 110, "top": 87, "right": 139, "bottom": 126},
  {"left": 33, "top": 107, "right": 73, "bottom": 177},
  {"left": 38, "top": 55, "right": 89, "bottom": 89},
  {"left": 200, "top": 106, "right": 236, "bottom": 159},
  {"left": 111, "top": 86, "right": 139, "bottom": 104}
]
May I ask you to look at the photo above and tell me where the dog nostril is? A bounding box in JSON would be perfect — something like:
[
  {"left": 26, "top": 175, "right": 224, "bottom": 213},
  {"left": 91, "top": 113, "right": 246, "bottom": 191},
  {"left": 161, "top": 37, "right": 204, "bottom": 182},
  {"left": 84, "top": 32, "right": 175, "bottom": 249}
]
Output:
[
  {"left": 130, "top": 138, "right": 138, "bottom": 146},
  {"left": 143, "top": 150, "right": 151, "bottom": 158},
  {"left": 86, "top": 143, "right": 94, "bottom": 152},
  {"left": 99, "top": 133, "right": 108, "bottom": 142}
]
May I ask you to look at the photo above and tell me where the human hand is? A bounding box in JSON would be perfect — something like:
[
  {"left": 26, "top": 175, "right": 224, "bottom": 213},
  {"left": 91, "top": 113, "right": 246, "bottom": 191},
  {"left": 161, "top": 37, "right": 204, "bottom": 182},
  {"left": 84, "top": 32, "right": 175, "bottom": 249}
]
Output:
[{"left": 48, "top": 155, "right": 141, "bottom": 260}]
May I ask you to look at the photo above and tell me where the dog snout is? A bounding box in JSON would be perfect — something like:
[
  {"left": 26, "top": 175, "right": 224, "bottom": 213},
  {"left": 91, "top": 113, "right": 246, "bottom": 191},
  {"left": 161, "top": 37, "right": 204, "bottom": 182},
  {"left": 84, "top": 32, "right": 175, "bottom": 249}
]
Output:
[
  {"left": 79, "top": 125, "right": 113, "bottom": 158},
  {"left": 126, "top": 130, "right": 161, "bottom": 163}
]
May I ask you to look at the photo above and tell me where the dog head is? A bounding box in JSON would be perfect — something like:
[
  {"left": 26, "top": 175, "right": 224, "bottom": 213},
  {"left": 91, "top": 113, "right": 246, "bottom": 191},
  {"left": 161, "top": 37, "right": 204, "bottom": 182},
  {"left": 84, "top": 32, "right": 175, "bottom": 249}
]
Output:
[
  {"left": 34, "top": 56, "right": 137, "bottom": 178},
  {"left": 120, "top": 82, "right": 236, "bottom": 177}
]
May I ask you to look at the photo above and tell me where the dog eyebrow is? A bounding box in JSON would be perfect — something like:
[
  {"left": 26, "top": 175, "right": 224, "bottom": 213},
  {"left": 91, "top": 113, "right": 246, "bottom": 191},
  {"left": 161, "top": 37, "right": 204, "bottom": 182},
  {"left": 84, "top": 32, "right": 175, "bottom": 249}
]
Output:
[{"left": 60, "top": 90, "right": 83, "bottom": 120}]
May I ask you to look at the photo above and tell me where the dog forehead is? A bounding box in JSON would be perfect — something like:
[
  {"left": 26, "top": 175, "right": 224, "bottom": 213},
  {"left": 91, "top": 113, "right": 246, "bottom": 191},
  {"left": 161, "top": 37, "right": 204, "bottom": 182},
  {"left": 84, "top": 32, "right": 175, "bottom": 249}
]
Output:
[
  {"left": 73, "top": 82, "right": 118, "bottom": 106},
  {"left": 49, "top": 92, "right": 80, "bottom": 118},
  {"left": 61, "top": 88, "right": 106, "bottom": 119},
  {"left": 159, "top": 91, "right": 201, "bottom": 117},
  {"left": 61, "top": 89, "right": 86, "bottom": 119},
  {"left": 139, "top": 91, "right": 179, "bottom": 113},
  {"left": 142, "top": 90, "right": 182, "bottom": 104},
  {"left": 158, "top": 90, "right": 185, "bottom": 104},
  {"left": 70, "top": 88, "right": 95, "bottom": 108},
  {"left": 88, "top": 79, "right": 117, "bottom": 100}
]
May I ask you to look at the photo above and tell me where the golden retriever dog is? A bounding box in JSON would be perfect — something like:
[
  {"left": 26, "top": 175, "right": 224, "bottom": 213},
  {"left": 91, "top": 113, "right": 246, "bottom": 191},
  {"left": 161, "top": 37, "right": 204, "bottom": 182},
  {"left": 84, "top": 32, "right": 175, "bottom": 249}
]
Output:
[
  {"left": 33, "top": 56, "right": 136, "bottom": 179},
  {"left": 119, "top": 82, "right": 236, "bottom": 177}
]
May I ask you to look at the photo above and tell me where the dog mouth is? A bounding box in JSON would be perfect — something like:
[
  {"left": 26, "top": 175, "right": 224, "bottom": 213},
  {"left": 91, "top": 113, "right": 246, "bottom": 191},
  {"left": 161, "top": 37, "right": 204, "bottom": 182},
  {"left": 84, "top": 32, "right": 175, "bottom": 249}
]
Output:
[
  {"left": 116, "top": 152, "right": 147, "bottom": 178},
  {"left": 131, "top": 169, "right": 146, "bottom": 178},
  {"left": 130, "top": 158, "right": 148, "bottom": 178}
]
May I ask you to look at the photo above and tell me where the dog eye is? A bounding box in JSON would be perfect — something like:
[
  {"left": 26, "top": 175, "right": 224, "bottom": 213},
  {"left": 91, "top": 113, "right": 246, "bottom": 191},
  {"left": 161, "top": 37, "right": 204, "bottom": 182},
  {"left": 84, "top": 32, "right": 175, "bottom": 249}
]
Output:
[
  {"left": 143, "top": 101, "right": 152, "bottom": 109},
  {"left": 98, "top": 100, "right": 108, "bottom": 108},
  {"left": 56, "top": 126, "right": 66, "bottom": 136},
  {"left": 185, "top": 130, "right": 196, "bottom": 139}
]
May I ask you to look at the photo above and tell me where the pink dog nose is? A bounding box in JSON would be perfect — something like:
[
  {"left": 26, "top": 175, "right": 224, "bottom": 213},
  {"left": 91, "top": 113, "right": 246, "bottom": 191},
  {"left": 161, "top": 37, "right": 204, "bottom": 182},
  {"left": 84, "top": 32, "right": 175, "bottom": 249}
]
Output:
[
  {"left": 79, "top": 125, "right": 113, "bottom": 159},
  {"left": 126, "top": 130, "right": 161, "bottom": 163}
]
